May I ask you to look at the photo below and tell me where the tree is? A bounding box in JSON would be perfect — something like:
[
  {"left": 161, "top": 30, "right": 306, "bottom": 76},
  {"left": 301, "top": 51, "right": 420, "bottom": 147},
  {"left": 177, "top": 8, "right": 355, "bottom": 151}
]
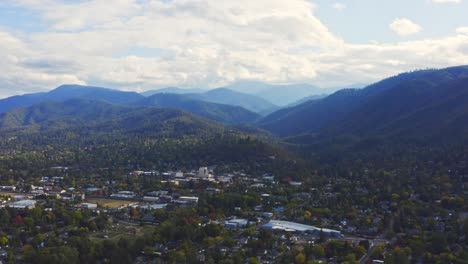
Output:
[
  {"left": 249, "top": 257, "right": 259, "bottom": 264},
  {"left": 0, "top": 236, "right": 8, "bottom": 246},
  {"left": 431, "top": 232, "right": 448, "bottom": 254},
  {"left": 354, "top": 245, "right": 366, "bottom": 258},
  {"left": 312, "top": 244, "right": 325, "bottom": 258},
  {"left": 295, "top": 252, "right": 306, "bottom": 264}
]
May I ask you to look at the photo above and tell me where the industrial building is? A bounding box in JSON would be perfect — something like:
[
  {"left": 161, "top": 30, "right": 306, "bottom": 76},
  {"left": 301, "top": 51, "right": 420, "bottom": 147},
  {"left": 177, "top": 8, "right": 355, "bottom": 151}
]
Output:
[
  {"left": 7, "top": 200, "right": 37, "bottom": 209},
  {"left": 262, "top": 220, "right": 343, "bottom": 238}
]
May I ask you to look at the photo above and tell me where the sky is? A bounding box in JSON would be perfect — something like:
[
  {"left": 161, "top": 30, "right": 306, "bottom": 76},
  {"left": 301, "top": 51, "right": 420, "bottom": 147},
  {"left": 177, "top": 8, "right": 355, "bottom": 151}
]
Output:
[{"left": 0, "top": 0, "right": 467, "bottom": 98}]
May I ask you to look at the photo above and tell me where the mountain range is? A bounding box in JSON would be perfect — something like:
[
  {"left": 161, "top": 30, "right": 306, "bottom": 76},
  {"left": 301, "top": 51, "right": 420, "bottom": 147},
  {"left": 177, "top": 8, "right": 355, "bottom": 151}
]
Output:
[
  {"left": 0, "top": 85, "right": 264, "bottom": 125},
  {"left": 2, "top": 65, "right": 468, "bottom": 149},
  {"left": 259, "top": 65, "right": 468, "bottom": 145}
]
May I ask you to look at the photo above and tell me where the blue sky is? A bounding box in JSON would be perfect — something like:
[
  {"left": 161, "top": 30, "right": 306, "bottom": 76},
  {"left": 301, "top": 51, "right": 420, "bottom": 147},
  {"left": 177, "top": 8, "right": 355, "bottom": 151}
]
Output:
[
  {"left": 0, "top": 0, "right": 467, "bottom": 97},
  {"left": 314, "top": 0, "right": 468, "bottom": 43}
]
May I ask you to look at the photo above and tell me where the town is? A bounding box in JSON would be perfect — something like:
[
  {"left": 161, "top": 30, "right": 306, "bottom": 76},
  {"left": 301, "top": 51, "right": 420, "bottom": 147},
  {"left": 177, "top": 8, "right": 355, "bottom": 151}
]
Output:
[{"left": 2, "top": 159, "right": 463, "bottom": 264}]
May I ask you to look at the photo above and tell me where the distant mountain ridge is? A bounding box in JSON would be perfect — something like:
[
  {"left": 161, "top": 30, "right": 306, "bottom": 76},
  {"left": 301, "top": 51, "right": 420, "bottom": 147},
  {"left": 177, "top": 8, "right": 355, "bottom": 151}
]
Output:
[
  {"left": 141, "top": 87, "right": 207, "bottom": 96},
  {"left": 186, "top": 88, "right": 278, "bottom": 114},
  {"left": 224, "top": 81, "right": 334, "bottom": 106},
  {"left": 142, "top": 86, "right": 279, "bottom": 114},
  {"left": 0, "top": 84, "right": 144, "bottom": 114},
  {"left": 0, "top": 85, "right": 261, "bottom": 125}
]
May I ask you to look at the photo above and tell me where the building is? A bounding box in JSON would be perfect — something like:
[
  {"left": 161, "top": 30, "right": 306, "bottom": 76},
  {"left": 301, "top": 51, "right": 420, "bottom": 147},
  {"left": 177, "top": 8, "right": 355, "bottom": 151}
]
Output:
[
  {"left": 146, "top": 190, "right": 168, "bottom": 197},
  {"left": 262, "top": 220, "right": 343, "bottom": 238},
  {"left": 198, "top": 167, "right": 213, "bottom": 179},
  {"left": 289, "top": 181, "right": 303, "bottom": 187},
  {"left": 225, "top": 218, "right": 249, "bottom": 228},
  {"left": 1, "top": 186, "right": 16, "bottom": 191},
  {"left": 205, "top": 188, "right": 221, "bottom": 194},
  {"left": 143, "top": 196, "right": 160, "bottom": 202},
  {"left": 178, "top": 196, "right": 199, "bottom": 204},
  {"left": 80, "top": 203, "right": 98, "bottom": 210},
  {"left": 8, "top": 200, "right": 36, "bottom": 209},
  {"left": 260, "top": 212, "right": 274, "bottom": 219},
  {"left": 140, "top": 203, "right": 167, "bottom": 210},
  {"left": 110, "top": 191, "right": 136, "bottom": 199}
]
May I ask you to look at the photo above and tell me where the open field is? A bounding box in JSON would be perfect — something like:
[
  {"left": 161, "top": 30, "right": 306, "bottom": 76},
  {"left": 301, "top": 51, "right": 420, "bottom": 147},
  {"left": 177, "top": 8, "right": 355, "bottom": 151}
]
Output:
[
  {"left": 86, "top": 198, "right": 138, "bottom": 208},
  {"left": 89, "top": 221, "right": 154, "bottom": 242}
]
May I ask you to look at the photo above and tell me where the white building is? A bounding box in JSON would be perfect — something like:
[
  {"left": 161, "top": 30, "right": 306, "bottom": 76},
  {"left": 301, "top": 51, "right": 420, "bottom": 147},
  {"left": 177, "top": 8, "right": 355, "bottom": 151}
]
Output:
[
  {"left": 262, "top": 220, "right": 343, "bottom": 238},
  {"left": 80, "top": 203, "right": 98, "bottom": 210},
  {"left": 198, "top": 167, "right": 213, "bottom": 179},
  {"left": 178, "top": 196, "right": 199, "bottom": 204},
  {"left": 143, "top": 196, "right": 160, "bottom": 202},
  {"left": 8, "top": 200, "right": 36, "bottom": 209},
  {"left": 225, "top": 218, "right": 249, "bottom": 228},
  {"left": 110, "top": 191, "right": 136, "bottom": 199}
]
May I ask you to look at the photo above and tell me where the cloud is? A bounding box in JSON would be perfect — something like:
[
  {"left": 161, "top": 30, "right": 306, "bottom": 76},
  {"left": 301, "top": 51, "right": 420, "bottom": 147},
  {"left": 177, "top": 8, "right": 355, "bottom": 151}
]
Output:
[
  {"left": 432, "top": 0, "right": 461, "bottom": 3},
  {"left": 456, "top": 27, "right": 468, "bottom": 35},
  {"left": 332, "top": 3, "right": 346, "bottom": 11},
  {"left": 389, "top": 18, "right": 422, "bottom": 36},
  {"left": 0, "top": 0, "right": 467, "bottom": 98}
]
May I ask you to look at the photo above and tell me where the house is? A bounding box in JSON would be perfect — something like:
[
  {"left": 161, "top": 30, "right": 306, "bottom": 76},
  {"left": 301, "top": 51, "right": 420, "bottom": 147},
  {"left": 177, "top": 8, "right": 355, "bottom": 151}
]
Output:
[
  {"left": 289, "top": 181, "right": 303, "bottom": 187},
  {"left": 1, "top": 186, "right": 16, "bottom": 191},
  {"left": 205, "top": 188, "right": 221, "bottom": 194}
]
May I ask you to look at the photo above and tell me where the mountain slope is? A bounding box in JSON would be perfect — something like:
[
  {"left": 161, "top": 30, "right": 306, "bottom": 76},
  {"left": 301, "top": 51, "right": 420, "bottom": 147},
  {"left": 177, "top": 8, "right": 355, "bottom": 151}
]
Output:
[
  {"left": 0, "top": 99, "right": 298, "bottom": 171},
  {"left": 0, "top": 92, "right": 46, "bottom": 114},
  {"left": 260, "top": 65, "right": 468, "bottom": 140},
  {"left": 337, "top": 77, "right": 468, "bottom": 138},
  {"left": 0, "top": 99, "right": 135, "bottom": 129},
  {"left": 259, "top": 88, "right": 367, "bottom": 137},
  {"left": 135, "top": 93, "right": 260, "bottom": 125}
]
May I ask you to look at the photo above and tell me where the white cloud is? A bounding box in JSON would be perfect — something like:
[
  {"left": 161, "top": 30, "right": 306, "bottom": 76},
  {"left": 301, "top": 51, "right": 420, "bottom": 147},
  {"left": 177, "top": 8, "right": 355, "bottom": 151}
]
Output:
[
  {"left": 332, "top": 3, "right": 346, "bottom": 11},
  {"left": 456, "top": 27, "right": 468, "bottom": 35},
  {"left": 389, "top": 18, "right": 422, "bottom": 36},
  {"left": 0, "top": 0, "right": 467, "bottom": 98},
  {"left": 432, "top": 0, "right": 461, "bottom": 3}
]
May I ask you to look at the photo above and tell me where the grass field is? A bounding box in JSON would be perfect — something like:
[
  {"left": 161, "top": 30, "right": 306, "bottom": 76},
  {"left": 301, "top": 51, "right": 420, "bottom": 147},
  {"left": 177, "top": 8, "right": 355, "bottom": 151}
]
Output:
[
  {"left": 0, "top": 191, "right": 21, "bottom": 198},
  {"left": 86, "top": 198, "right": 137, "bottom": 208}
]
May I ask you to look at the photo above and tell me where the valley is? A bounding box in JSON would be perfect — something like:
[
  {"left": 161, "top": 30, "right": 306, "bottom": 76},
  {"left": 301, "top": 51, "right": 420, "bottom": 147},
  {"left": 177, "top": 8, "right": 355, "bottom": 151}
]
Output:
[{"left": 0, "top": 66, "right": 466, "bottom": 263}]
